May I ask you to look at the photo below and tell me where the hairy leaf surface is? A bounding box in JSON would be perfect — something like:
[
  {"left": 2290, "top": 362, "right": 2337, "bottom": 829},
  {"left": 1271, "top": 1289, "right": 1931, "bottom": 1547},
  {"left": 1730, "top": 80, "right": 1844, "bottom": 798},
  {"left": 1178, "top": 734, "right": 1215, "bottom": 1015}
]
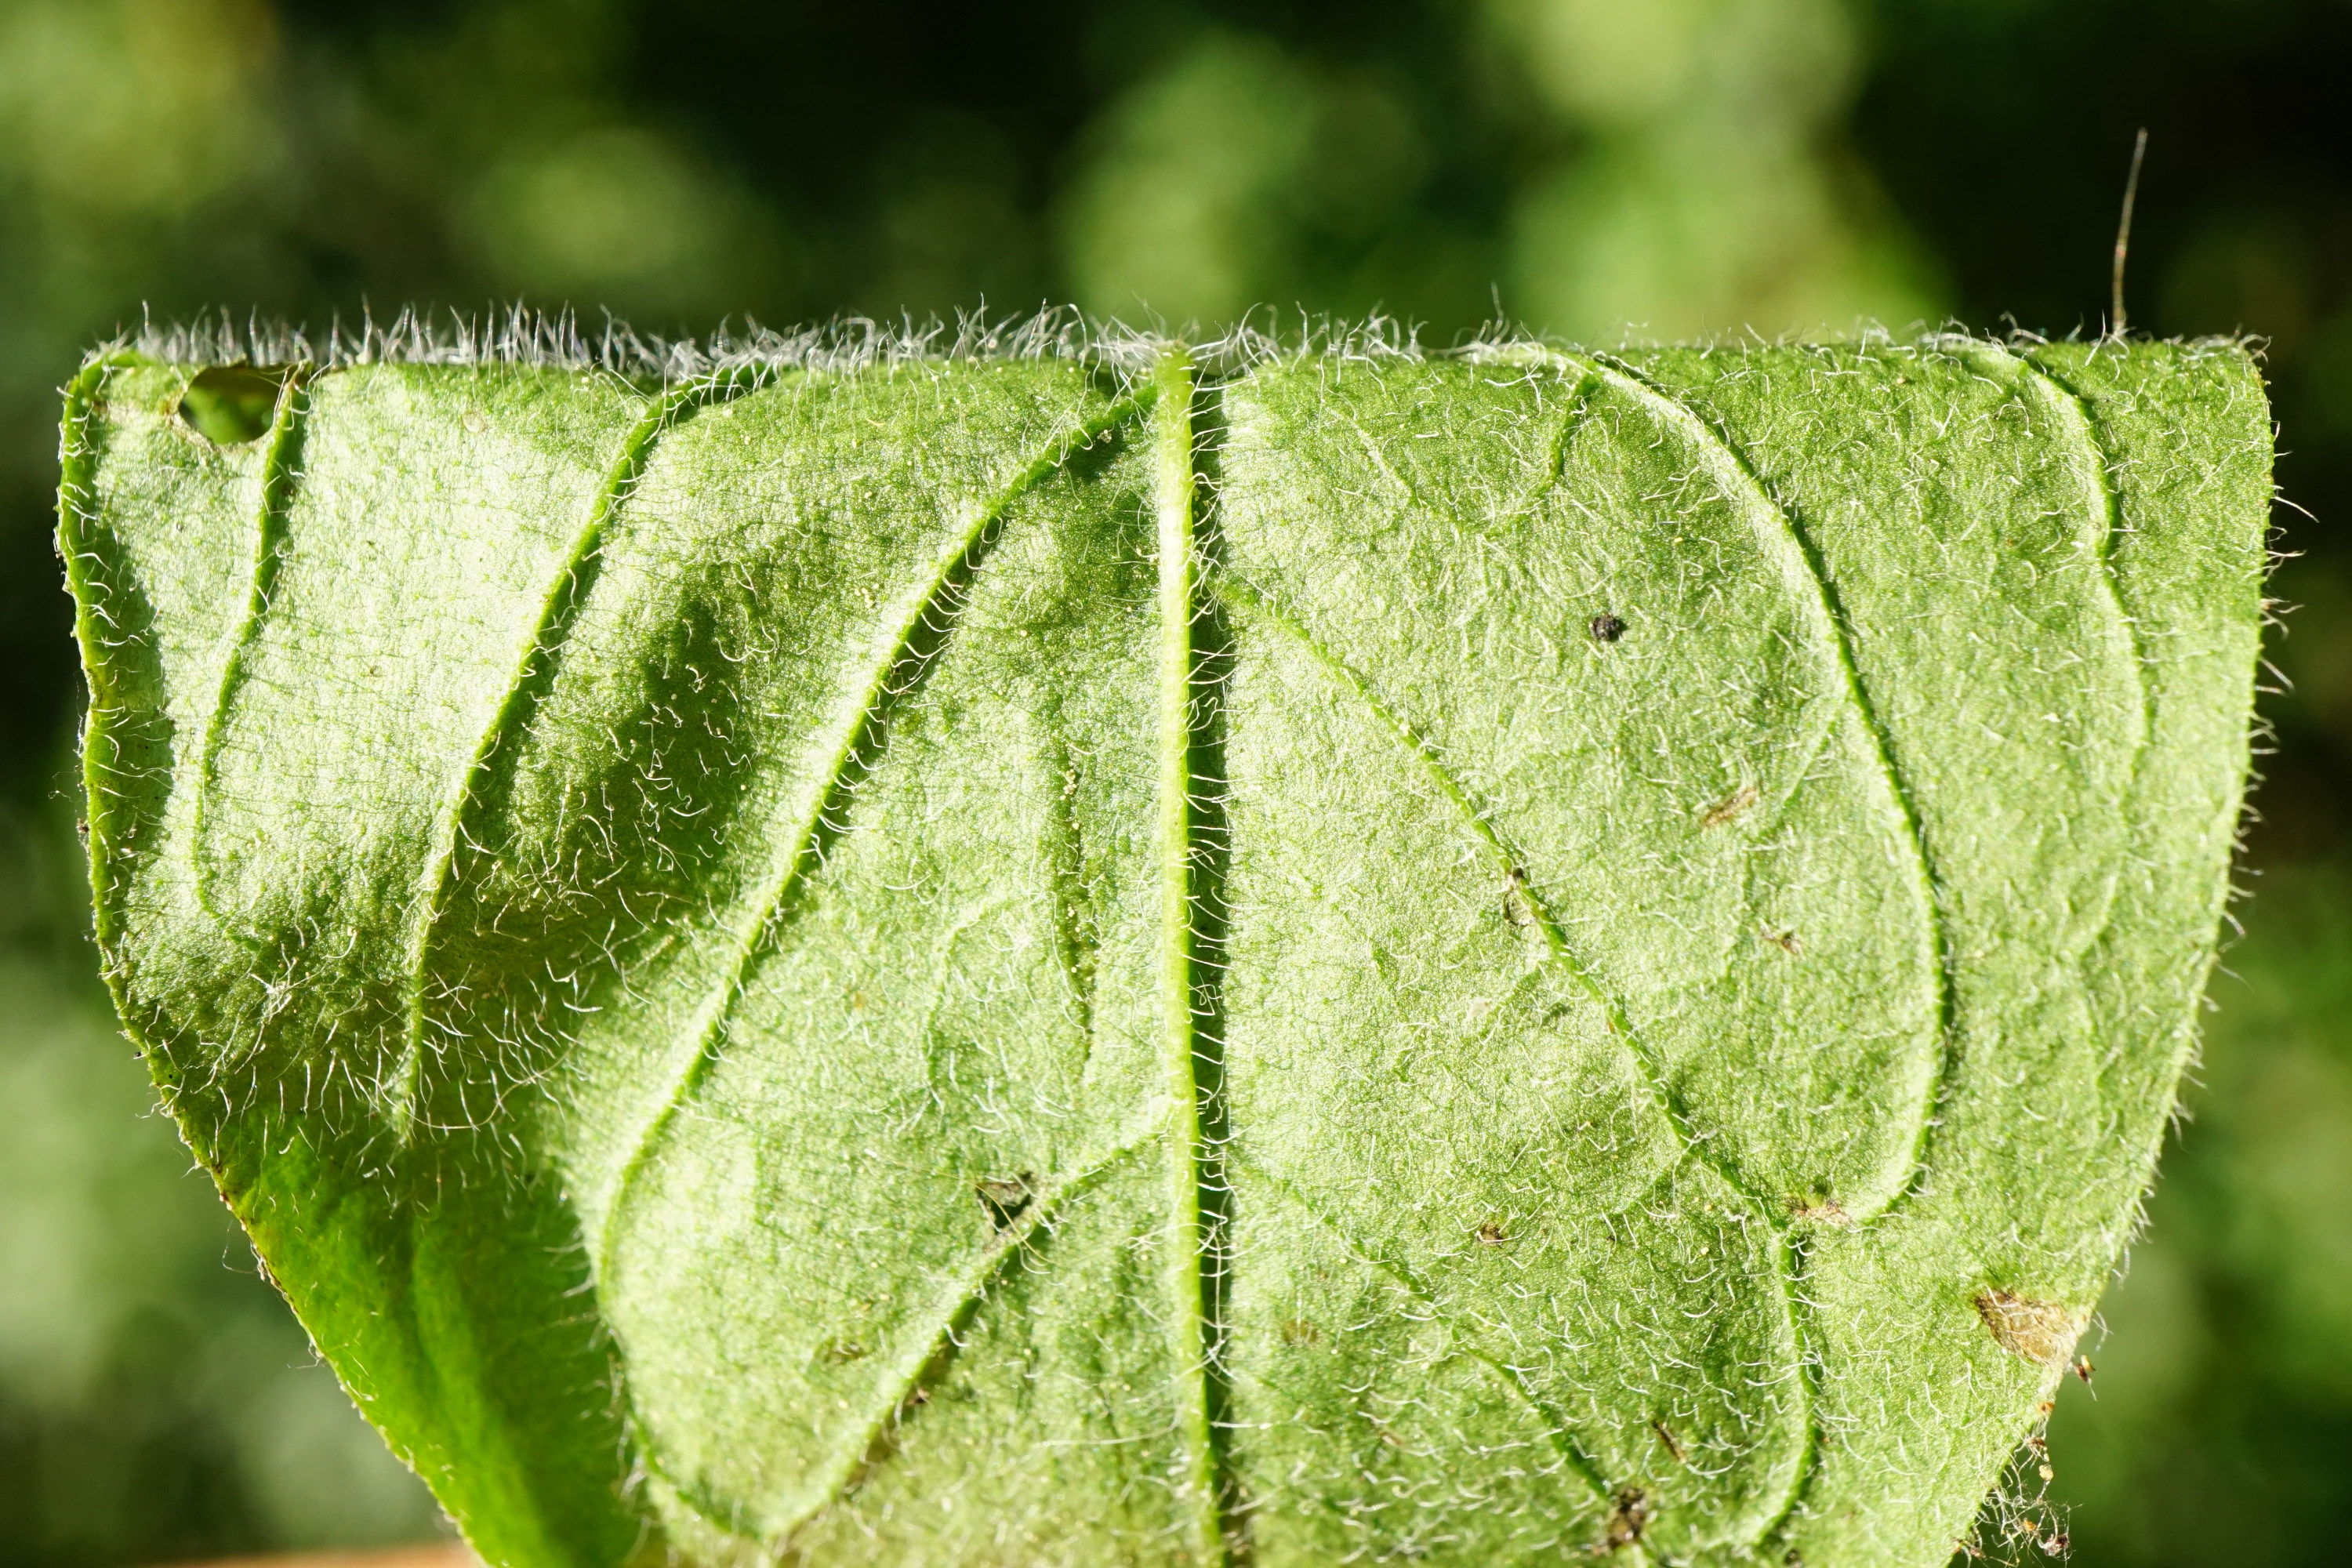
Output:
[{"left": 58, "top": 338, "right": 2269, "bottom": 1567}]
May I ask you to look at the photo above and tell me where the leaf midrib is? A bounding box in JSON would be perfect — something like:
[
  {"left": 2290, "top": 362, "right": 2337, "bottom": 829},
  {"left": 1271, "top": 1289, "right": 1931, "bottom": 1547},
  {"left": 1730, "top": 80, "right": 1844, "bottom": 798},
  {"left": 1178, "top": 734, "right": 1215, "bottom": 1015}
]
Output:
[{"left": 1152, "top": 349, "right": 1240, "bottom": 1566}]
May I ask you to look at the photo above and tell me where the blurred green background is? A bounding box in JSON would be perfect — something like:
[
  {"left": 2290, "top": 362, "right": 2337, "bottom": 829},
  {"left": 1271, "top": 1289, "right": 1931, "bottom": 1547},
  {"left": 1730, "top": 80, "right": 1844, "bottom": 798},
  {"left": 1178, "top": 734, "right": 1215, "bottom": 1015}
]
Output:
[{"left": 2, "top": 0, "right": 2347, "bottom": 1562}]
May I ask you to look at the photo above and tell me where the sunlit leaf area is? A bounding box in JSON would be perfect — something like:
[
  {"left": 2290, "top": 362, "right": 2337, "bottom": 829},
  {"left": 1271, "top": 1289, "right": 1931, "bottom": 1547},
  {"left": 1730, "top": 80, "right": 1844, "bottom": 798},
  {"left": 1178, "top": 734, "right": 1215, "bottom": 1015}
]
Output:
[{"left": 2, "top": 2, "right": 2348, "bottom": 1564}]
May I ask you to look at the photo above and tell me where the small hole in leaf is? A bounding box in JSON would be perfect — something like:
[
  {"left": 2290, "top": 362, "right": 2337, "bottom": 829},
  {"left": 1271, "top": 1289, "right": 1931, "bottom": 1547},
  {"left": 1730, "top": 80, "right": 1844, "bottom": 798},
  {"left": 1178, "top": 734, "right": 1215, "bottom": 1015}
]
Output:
[{"left": 178, "top": 366, "right": 285, "bottom": 446}]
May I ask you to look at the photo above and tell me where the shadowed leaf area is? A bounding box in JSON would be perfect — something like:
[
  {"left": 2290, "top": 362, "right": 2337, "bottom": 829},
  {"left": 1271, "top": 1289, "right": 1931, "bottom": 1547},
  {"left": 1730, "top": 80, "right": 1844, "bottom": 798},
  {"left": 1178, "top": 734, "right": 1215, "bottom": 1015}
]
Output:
[{"left": 57, "top": 339, "right": 2267, "bottom": 1568}]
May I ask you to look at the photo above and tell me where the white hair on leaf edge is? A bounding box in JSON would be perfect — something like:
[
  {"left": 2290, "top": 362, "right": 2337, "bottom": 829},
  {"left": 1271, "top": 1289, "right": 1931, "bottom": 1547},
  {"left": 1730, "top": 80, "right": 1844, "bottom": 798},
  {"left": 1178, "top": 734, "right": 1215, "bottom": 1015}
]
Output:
[{"left": 103, "top": 303, "right": 2259, "bottom": 385}]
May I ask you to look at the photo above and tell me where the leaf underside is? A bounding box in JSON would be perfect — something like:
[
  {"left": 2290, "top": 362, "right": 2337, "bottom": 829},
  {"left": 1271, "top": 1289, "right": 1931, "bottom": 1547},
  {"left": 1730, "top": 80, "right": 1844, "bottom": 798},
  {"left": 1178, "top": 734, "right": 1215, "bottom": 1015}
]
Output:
[{"left": 58, "top": 338, "right": 2269, "bottom": 1568}]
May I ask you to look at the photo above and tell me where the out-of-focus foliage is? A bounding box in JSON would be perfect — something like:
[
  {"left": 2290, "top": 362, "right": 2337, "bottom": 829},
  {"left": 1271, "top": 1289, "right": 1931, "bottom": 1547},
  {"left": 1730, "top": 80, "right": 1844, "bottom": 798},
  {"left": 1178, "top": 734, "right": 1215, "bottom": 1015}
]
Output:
[
  {"left": 0, "top": 1, "right": 2347, "bottom": 1563},
  {"left": 1486, "top": 0, "right": 1934, "bottom": 339},
  {"left": 0, "top": 774, "right": 445, "bottom": 1561}
]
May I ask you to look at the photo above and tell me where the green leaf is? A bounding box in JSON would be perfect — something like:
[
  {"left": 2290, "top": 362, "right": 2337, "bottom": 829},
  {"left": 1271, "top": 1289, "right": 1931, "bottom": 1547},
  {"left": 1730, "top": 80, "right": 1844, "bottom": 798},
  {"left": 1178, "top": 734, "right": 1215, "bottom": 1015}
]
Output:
[{"left": 57, "top": 335, "right": 2270, "bottom": 1567}]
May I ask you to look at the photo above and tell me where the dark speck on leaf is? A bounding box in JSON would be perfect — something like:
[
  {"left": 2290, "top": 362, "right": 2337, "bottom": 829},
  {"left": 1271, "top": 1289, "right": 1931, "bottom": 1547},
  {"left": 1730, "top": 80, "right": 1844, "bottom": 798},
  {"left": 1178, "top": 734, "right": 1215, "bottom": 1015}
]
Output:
[
  {"left": 1502, "top": 866, "right": 1536, "bottom": 927},
  {"left": 1589, "top": 612, "right": 1627, "bottom": 644},
  {"left": 1599, "top": 1486, "right": 1651, "bottom": 1550}
]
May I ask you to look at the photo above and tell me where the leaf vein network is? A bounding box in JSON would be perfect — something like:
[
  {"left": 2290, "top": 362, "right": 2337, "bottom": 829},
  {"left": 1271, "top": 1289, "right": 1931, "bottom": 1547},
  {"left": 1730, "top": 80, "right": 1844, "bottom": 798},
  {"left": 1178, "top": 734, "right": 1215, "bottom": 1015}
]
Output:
[
  {"left": 1580, "top": 350, "right": 1951, "bottom": 1225},
  {"left": 590, "top": 383, "right": 1160, "bottom": 1314},
  {"left": 1214, "top": 563, "right": 1809, "bottom": 1555},
  {"left": 393, "top": 364, "right": 782, "bottom": 1140},
  {"left": 191, "top": 365, "right": 315, "bottom": 949}
]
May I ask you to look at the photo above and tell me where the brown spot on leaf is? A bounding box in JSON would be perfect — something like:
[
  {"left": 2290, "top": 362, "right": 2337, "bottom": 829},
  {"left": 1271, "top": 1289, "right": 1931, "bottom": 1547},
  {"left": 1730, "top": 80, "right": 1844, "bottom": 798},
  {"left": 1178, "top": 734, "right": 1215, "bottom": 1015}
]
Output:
[
  {"left": 1502, "top": 866, "right": 1536, "bottom": 927},
  {"left": 1596, "top": 1487, "right": 1651, "bottom": 1552},
  {"left": 1974, "top": 1289, "right": 2086, "bottom": 1367},
  {"left": 975, "top": 1173, "right": 1036, "bottom": 1232},
  {"left": 1701, "top": 781, "right": 1761, "bottom": 828}
]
